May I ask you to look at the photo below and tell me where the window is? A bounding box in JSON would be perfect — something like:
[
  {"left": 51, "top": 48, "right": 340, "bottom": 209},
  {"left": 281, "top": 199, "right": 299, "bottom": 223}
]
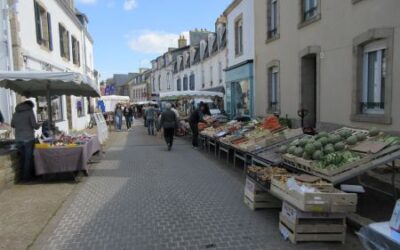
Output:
[
  {"left": 152, "top": 77, "right": 156, "bottom": 92},
  {"left": 361, "top": 42, "right": 386, "bottom": 114},
  {"left": 72, "top": 36, "right": 80, "bottom": 66},
  {"left": 210, "top": 66, "right": 214, "bottom": 86},
  {"left": 34, "top": 1, "right": 53, "bottom": 50},
  {"left": 234, "top": 16, "right": 243, "bottom": 56},
  {"left": 167, "top": 72, "right": 171, "bottom": 90},
  {"left": 37, "top": 96, "right": 63, "bottom": 122},
  {"left": 189, "top": 74, "right": 195, "bottom": 90},
  {"left": 158, "top": 75, "right": 161, "bottom": 91},
  {"left": 59, "top": 24, "right": 70, "bottom": 60},
  {"left": 76, "top": 97, "right": 85, "bottom": 117},
  {"left": 177, "top": 78, "right": 182, "bottom": 91},
  {"left": 268, "top": 66, "right": 280, "bottom": 113},
  {"left": 183, "top": 76, "right": 188, "bottom": 91},
  {"left": 218, "top": 61, "right": 223, "bottom": 84},
  {"left": 302, "top": 0, "right": 318, "bottom": 21},
  {"left": 352, "top": 28, "right": 394, "bottom": 124},
  {"left": 267, "top": 0, "right": 279, "bottom": 40}
]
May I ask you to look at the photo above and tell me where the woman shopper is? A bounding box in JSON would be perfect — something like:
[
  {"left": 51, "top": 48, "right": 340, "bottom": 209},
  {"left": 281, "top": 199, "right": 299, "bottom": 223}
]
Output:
[
  {"left": 160, "top": 103, "right": 178, "bottom": 151},
  {"left": 11, "top": 100, "right": 41, "bottom": 182},
  {"left": 114, "top": 104, "right": 123, "bottom": 131}
]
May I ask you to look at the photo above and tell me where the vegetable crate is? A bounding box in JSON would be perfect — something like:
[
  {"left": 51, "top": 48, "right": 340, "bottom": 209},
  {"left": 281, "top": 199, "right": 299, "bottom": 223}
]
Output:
[
  {"left": 244, "top": 178, "right": 282, "bottom": 210},
  {"left": 279, "top": 212, "right": 346, "bottom": 244},
  {"left": 279, "top": 202, "right": 346, "bottom": 244},
  {"left": 282, "top": 153, "right": 371, "bottom": 178},
  {"left": 270, "top": 176, "right": 357, "bottom": 213}
]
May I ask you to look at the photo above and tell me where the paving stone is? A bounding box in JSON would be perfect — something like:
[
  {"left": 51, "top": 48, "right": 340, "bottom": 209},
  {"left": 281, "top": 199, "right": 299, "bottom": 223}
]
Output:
[{"left": 36, "top": 125, "right": 363, "bottom": 250}]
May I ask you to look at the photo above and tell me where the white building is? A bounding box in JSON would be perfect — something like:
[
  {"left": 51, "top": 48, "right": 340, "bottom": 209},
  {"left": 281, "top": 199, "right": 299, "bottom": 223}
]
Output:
[
  {"left": 151, "top": 17, "right": 228, "bottom": 106},
  {"left": 0, "top": 0, "right": 96, "bottom": 132},
  {"left": 0, "top": 0, "right": 16, "bottom": 124},
  {"left": 224, "top": 0, "right": 255, "bottom": 118}
]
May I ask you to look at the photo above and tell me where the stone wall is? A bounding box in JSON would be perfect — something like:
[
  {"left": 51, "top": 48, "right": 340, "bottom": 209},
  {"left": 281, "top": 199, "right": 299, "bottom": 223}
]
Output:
[{"left": 0, "top": 152, "right": 19, "bottom": 190}]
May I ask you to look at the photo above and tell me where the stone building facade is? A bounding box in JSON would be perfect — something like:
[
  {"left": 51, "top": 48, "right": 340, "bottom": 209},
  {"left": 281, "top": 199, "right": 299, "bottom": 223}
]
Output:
[{"left": 254, "top": 0, "right": 400, "bottom": 132}]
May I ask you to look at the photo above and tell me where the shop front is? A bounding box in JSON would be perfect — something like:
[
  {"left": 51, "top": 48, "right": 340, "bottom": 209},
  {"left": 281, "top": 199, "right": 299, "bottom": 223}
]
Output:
[{"left": 225, "top": 60, "right": 254, "bottom": 119}]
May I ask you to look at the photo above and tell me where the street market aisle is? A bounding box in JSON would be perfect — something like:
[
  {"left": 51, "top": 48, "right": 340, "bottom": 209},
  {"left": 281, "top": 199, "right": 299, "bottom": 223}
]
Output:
[{"left": 34, "top": 124, "right": 362, "bottom": 250}]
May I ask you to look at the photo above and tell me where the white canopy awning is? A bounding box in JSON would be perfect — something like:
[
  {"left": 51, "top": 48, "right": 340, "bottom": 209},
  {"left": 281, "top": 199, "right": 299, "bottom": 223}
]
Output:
[
  {"left": 100, "top": 95, "right": 130, "bottom": 102},
  {"left": 0, "top": 71, "right": 100, "bottom": 98},
  {"left": 160, "top": 90, "right": 224, "bottom": 100}
]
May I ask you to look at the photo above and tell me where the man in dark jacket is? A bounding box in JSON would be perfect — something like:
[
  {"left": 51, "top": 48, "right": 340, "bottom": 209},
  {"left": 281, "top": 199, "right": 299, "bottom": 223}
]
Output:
[
  {"left": 160, "top": 103, "right": 177, "bottom": 151},
  {"left": 11, "top": 101, "right": 41, "bottom": 181},
  {"left": 189, "top": 104, "right": 205, "bottom": 148}
]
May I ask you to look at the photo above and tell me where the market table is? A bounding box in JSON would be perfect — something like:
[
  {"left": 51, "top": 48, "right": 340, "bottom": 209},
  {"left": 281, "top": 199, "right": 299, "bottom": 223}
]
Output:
[{"left": 34, "top": 137, "right": 102, "bottom": 175}]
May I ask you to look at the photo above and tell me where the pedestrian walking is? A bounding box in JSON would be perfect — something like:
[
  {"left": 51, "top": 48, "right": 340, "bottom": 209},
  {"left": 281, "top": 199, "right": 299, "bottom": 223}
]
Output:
[
  {"left": 145, "top": 105, "right": 156, "bottom": 135},
  {"left": 128, "top": 105, "right": 135, "bottom": 130},
  {"left": 114, "top": 104, "right": 123, "bottom": 131},
  {"left": 160, "top": 103, "right": 178, "bottom": 151},
  {"left": 11, "top": 100, "right": 41, "bottom": 182},
  {"left": 123, "top": 105, "right": 131, "bottom": 130},
  {"left": 189, "top": 104, "right": 206, "bottom": 148}
]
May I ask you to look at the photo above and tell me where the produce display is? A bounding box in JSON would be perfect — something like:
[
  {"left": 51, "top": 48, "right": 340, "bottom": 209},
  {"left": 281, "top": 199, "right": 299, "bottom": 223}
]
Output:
[
  {"left": 280, "top": 127, "right": 400, "bottom": 176},
  {"left": 36, "top": 133, "right": 94, "bottom": 148}
]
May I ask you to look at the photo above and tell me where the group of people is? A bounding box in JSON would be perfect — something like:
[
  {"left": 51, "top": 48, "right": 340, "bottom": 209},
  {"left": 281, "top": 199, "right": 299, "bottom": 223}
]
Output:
[
  {"left": 146, "top": 102, "right": 210, "bottom": 151},
  {"left": 114, "top": 104, "right": 135, "bottom": 131}
]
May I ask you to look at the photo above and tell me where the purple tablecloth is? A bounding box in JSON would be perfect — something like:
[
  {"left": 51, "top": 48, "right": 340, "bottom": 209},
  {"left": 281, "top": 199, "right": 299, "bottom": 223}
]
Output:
[{"left": 34, "top": 137, "right": 102, "bottom": 175}]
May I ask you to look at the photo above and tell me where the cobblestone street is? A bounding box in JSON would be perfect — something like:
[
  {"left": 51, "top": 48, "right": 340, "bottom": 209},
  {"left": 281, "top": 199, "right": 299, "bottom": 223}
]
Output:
[{"left": 33, "top": 124, "right": 363, "bottom": 250}]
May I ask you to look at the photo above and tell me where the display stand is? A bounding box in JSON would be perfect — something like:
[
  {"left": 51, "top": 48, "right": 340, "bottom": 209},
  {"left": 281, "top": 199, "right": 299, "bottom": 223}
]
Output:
[{"left": 93, "top": 113, "right": 109, "bottom": 144}]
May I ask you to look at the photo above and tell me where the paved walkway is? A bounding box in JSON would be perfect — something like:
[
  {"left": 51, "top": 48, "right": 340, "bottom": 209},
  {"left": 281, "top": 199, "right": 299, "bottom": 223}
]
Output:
[{"left": 33, "top": 124, "right": 363, "bottom": 250}]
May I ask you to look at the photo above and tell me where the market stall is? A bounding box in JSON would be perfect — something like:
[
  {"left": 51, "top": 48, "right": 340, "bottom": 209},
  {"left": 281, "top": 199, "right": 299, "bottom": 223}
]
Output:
[
  {"left": 34, "top": 133, "right": 101, "bottom": 176},
  {"left": 197, "top": 115, "right": 400, "bottom": 244},
  {"left": 0, "top": 71, "right": 102, "bottom": 178}
]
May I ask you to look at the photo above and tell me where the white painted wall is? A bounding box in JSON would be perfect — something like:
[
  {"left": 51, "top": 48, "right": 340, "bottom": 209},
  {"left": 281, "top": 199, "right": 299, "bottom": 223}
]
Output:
[
  {"left": 14, "top": 0, "right": 94, "bottom": 133},
  {"left": 0, "top": 0, "right": 15, "bottom": 124},
  {"left": 226, "top": 0, "right": 255, "bottom": 67}
]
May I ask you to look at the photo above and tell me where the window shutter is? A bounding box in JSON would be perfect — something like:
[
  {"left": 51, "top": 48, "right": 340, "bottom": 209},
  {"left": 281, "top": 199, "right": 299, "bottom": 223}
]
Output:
[
  {"left": 77, "top": 41, "right": 81, "bottom": 66},
  {"left": 67, "top": 31, "right": 70, "bottom": 60},
  {"left": 34, "top": 1, "right": 42, "bottom": 45},
  {"left": 59, "top": 24, "right": 64, "bottom": 57},
  {"left": 47, "top": 13, "right": 53, "bottom": 51}
]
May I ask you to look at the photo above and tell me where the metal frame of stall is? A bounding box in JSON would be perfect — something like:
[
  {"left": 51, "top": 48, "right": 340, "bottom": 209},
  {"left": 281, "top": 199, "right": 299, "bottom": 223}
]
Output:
[{"left": 199, "top": 128, "right": 400, "bottom": 200}]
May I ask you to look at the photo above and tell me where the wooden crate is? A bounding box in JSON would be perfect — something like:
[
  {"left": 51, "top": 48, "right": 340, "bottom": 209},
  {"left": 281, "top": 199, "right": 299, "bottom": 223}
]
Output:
[
  {"left": 245, "top": 177, "right": 262, "bottom": 193},
  {"left": 244, "top": 196, "right": 281, "bottom": 211},
  {"left": 281, "top": 201, "right": 346, "bottom": 224},
  {"left": 279, "top": 214, "right": 346, "bottom": 244},
  {"left": 270, "top": 176, "right": 357, "bottom": 213},
  {"left": 282, "top": 153, "right": 371, "bottom": 178},
  {"left": 244, "top": 189, "right": 273, "bottom": 202}
]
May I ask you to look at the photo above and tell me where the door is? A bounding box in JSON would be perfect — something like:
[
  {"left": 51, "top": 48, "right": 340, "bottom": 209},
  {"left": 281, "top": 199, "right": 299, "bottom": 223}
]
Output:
[{"left": 300, "top": 54, "right": 317, "bottom": 128}]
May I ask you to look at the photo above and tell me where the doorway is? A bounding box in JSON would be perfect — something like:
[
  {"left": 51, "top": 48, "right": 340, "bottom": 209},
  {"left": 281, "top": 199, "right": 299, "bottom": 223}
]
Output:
[{"left": 300, "top": 54, "right": 317, "bottom": 128}]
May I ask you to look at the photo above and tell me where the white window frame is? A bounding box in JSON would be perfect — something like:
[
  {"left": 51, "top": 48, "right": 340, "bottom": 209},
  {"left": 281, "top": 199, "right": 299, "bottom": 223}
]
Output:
[{"left": 362, "top": 41, "right": 386, "bottom": 115}]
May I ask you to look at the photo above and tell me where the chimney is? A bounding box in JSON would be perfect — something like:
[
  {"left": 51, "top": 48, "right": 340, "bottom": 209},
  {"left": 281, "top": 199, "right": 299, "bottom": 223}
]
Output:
[{"left": 178, "top": 35, "right": 187, "bottom": 48}]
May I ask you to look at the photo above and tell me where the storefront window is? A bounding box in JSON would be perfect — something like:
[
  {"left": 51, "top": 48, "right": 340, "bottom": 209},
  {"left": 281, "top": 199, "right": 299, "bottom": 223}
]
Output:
[
  {"left": 37, "top": 96, "right": 63, "bottom": 122},
  {"left": 227, "top": 80, "right": 252, "bottom": 118}
]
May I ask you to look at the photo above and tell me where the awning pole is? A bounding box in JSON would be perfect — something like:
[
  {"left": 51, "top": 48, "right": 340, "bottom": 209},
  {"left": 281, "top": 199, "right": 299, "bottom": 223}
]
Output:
[{"left": 46, "top": 84, "right": 54, "bottom": 136}]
